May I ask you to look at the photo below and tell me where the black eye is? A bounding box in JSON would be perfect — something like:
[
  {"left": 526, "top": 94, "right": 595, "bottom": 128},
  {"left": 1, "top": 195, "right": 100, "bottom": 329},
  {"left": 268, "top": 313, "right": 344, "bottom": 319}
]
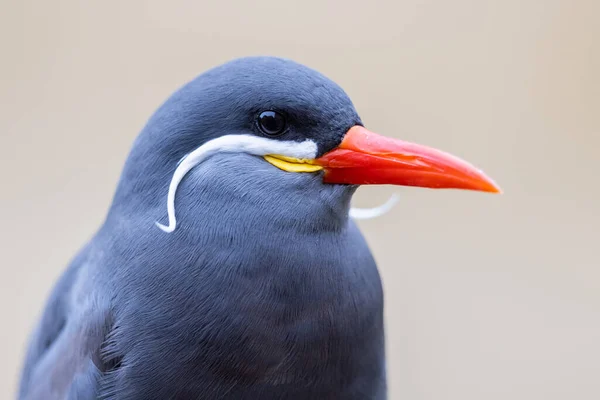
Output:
[{"left": 257, "top": 111, "right": 286, "bottom": 136}]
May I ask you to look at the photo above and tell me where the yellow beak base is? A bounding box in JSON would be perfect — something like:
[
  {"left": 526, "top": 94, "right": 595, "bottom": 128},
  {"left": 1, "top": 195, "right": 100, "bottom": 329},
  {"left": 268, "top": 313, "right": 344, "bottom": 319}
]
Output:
[{"left": 263, "top": 155, "right": 323, "bottom": 173}]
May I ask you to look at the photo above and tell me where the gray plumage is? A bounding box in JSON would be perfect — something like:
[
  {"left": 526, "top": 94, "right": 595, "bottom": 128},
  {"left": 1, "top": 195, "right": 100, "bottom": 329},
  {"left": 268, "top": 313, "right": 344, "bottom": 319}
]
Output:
[{"left": 19, "top": 57, "right": 386, "bottom": 399}]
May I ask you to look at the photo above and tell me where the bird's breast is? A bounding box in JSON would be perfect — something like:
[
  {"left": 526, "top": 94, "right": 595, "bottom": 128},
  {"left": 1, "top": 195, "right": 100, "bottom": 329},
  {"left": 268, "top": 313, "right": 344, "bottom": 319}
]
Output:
[
  {"left": 107, "top": 211, "right": 386, "bottom": 397},
  {"left": 103, "top": 165, "right": 386, "bottom": 397}
]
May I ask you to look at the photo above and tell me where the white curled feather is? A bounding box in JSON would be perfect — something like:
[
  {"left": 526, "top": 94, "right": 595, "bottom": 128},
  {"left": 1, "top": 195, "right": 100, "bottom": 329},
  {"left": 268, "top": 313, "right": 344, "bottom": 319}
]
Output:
[
  {"left": 156, "top": 135, "right": 318, "bottom": 233},
  {"left": 349, "top": 193, "right": 400, "bottom": 220}
]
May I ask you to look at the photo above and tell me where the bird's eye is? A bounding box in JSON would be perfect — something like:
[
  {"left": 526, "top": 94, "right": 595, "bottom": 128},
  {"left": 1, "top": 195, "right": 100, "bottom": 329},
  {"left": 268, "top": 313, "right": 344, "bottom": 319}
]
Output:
[{"left": 257, "top": 111, "right": 286, "bottom": 136}]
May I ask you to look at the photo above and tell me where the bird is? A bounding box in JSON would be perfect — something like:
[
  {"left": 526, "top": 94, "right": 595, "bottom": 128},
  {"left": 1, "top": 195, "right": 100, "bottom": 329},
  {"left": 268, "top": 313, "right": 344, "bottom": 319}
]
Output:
[{"left": 18, "top": 56, "right": 500, "bottom": 400}]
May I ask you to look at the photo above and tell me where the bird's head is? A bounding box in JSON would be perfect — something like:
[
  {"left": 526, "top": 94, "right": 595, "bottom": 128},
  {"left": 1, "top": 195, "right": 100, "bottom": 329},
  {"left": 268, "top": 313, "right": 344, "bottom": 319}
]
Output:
[{"left": 113, "top": 57, "right": 500, "bottom": 232}]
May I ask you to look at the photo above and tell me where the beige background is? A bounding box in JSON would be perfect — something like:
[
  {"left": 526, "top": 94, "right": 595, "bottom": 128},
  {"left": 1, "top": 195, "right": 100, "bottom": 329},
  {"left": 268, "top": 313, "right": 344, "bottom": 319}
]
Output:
[{"left": 1, "top": 0, "right": 598, "bottom": 399}]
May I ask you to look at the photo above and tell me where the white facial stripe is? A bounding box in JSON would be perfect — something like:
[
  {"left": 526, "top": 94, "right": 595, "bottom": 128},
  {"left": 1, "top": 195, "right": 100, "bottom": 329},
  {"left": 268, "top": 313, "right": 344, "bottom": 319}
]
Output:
[
  {"left": 156, "top": 134, "right": 318, "bottom": 233},
  {"left": 349, "top": 193, "right": 399, "bottom": 220}
]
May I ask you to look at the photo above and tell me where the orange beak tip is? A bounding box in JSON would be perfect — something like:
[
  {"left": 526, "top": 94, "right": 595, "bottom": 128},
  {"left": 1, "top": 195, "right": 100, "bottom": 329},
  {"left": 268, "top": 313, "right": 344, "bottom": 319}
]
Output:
[{"left": 316, "top": 126, "right": 504, "bottom": 195}]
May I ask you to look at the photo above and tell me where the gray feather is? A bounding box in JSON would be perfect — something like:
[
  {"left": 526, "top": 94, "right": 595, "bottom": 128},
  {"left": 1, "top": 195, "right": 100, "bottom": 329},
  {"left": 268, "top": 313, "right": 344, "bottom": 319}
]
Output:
[{"left": 19, "top": 57, "right": 387, "bottom": 399}]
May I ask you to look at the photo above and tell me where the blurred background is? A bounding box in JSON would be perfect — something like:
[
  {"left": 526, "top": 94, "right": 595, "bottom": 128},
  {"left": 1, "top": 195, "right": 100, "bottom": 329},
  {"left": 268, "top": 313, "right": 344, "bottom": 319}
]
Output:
[{"left": 1, "top": 0, "right": 598, "bottom": 399}]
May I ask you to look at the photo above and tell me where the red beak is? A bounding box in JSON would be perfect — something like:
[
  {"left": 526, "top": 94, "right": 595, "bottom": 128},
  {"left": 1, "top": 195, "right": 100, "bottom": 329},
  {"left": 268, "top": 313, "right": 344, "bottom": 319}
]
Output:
[{"left": 314, "top": 126, "right": 501, "bottom": 193}]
